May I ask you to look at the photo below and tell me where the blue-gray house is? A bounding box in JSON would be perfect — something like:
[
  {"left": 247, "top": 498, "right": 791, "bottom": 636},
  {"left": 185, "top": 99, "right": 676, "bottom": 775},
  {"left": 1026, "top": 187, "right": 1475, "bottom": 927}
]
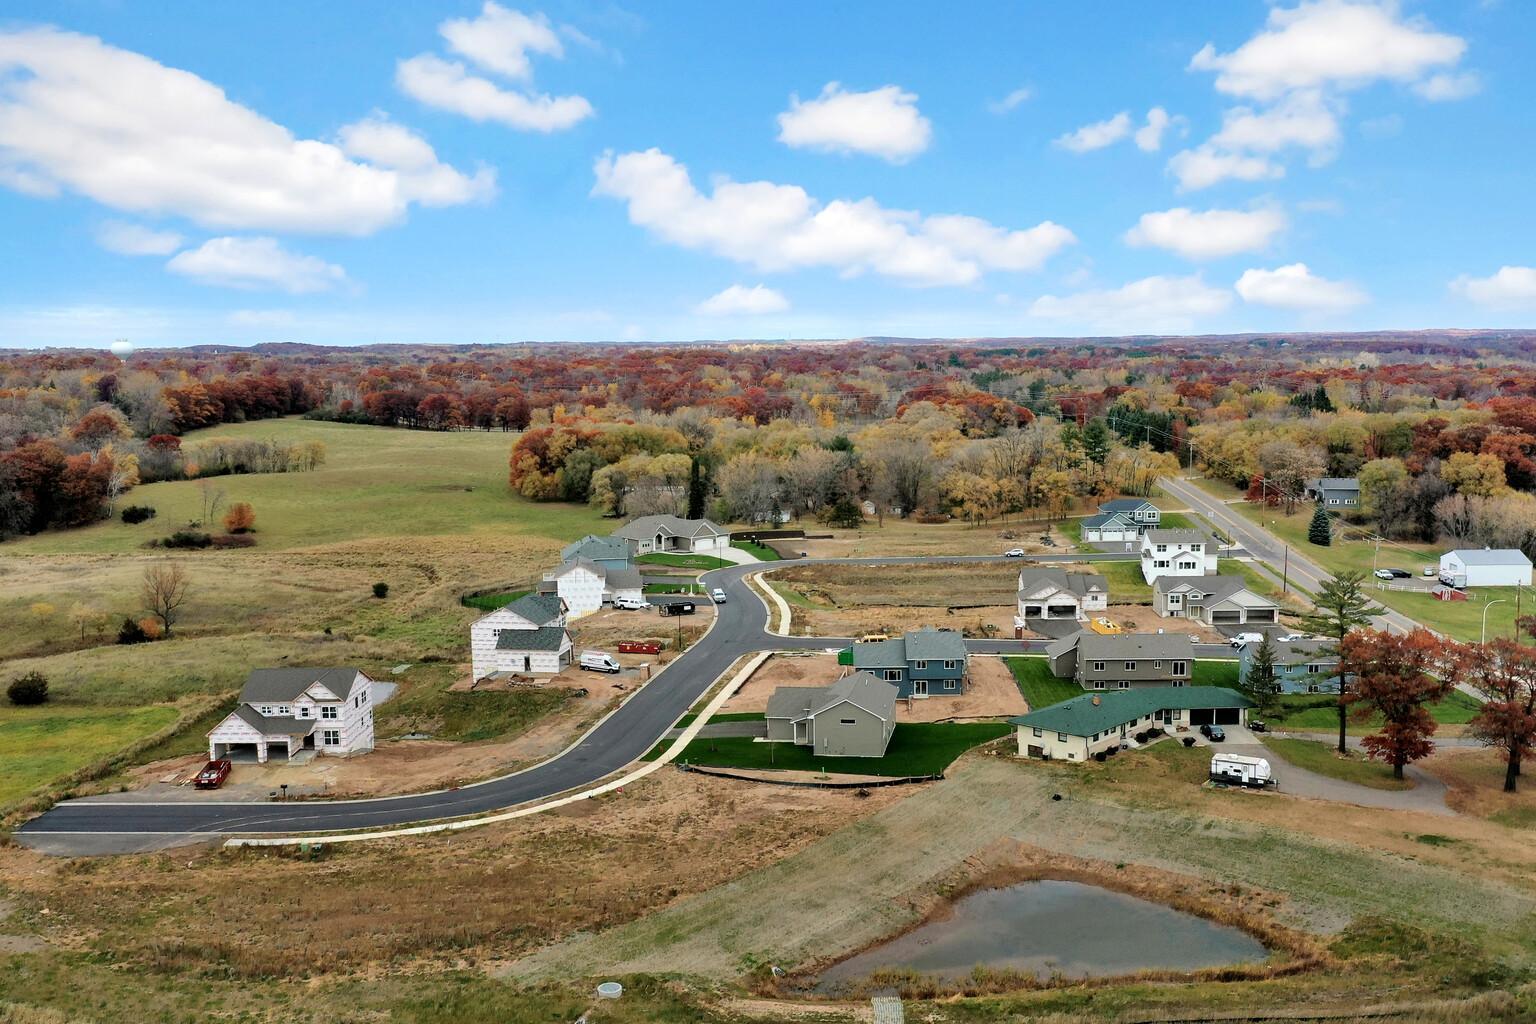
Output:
[
  {"left": 1239, "top": 637, "right": 1341, "bottom": 694},
  {"left": 846, "top": 628, "right": 969, "bottom": 697},
  {"left": 560, "top": 535, "right": 633, "bottom": 572}
]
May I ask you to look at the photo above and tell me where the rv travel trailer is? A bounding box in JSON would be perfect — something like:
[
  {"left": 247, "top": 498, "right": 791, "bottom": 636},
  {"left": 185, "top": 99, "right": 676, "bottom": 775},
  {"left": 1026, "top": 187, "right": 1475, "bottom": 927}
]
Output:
[{"left": 1210, "top": 753, "right": 1274, "bottom": 789}]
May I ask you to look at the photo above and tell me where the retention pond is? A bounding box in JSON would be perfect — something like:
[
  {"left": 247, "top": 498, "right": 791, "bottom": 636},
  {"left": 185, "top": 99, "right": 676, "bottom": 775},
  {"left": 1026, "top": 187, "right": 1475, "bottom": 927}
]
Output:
[{"left": 816, "top": 880, "right": 1269, "bottom": 992}]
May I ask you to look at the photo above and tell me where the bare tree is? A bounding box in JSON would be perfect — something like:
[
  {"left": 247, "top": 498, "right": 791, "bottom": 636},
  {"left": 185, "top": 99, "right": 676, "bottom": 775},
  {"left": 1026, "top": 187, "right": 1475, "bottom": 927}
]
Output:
[
  {"left": 197, "top": 479, "right": 226, "bottom": 527},
  {"left": 141, "top": 563, "right": 191, "bottom": 637}
]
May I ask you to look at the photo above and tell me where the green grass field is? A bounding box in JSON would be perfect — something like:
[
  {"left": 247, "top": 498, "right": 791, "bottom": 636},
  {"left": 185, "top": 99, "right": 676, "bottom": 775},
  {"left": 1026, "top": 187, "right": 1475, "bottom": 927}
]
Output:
[
  {"left": 0, "top": 703, "right": 179, "bottom": 807},
  {"left": 1005, "top": 655, "right": 1083, "bottom": 709},
  {"left": 1192, "top": 659, "right": 1240, "bottom": 686},
  {"left": 1261, "top": 736, "right": 1412, "bottom": 790},
  {"left": 656, "top": 722, "right": 1010, "bottom": 776},
  {"left": 461, "top": 589, "right": 532, "bottom": 611},
  {"left": 2, "top": 418, "right": 610, "bottom": 555},
  {"left": 1259, "top": 689, "right": 1480, "bottom": 733},
  {"left": 1095, "top": 559, "right": 1153, "bottom": 603},
  {"left": 635, "top": 552, "right": 729, "bottom": 569},
  {"left": 731, "top": 540, "right": 781, "bottom": 561}
]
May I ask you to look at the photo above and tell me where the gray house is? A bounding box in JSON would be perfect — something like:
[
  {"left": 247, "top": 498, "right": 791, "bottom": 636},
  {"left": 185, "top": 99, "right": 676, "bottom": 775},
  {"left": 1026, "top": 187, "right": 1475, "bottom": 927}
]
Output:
[
  {"left": 1153, "top": 574, "right": 1279, "bottom": 626},
  {"left": 1239, "top": 637, "right": 1340, "bottom": 694},
  {"left": 1304, "top": 477, "right": 1360, "bottom": 509},
  {"left": 1080, "top": 499, "right": 1161, "bottom": 544},
  {"left": 560, "top": 534, "right": 633, "bottom": 571},
  {"left": 847, "top": 628, "right": 969, "bottom": 697},
  {"left": 611, "top": 514, "right": 730, "bottom": 556},
  {"left": 1046, "top": 633, "right": 1195, "bottom": 689},
  {"left": 765, "top": 671, "right": 899, "bottom": 757}
]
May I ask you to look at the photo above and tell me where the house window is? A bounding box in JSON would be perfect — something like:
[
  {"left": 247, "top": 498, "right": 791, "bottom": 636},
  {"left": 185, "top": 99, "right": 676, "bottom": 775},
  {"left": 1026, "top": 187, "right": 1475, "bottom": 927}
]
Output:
[
  {"left": 839, "top": 718, "right": 856, "bottom": 725},
  {"left": 1171, "top": 660, "right": 1187, "bottom": 676},
  {"left": 1153, "top": 661, "right": 1162, "bottom": 669},
  {"left": 297, "top": 707, "right": 311, "bottom": 719},
  {"left": 1124, "top": 661, "right": 1136, "bottom": 671},
  {"left": 914, "top": 660, "right": 928, "bottom": 670},
  {"left": 1328, "top": 498, "right": 1339, "bottom": 505},
  {"left": 1119, "top": 681, "right": 1130, "bottom": 689},
  {"left": 1057, "top": 733, "right": 1068, "bottom": 742},
  {"left": 943, "top": 660, "right": 959, "bottom": 670},
  {"left": 1094, "top": 680, "right": 1105, "bottom": 690},
  {"left": 1092, "top": 661, "right": 1105, "bottom": 672},
  {"left": 884, "top": 670, "right": 902, "bottom": 682},
  {"left": 1032, "top": 727, "right": 1043, "bottom": 737},
  {"left": 1155, "top": 544, "right": 1167, "bottom": 553},
  {"left": 1173, "top": 679, "right": 1185, "bottom": 687},
  {"left": 322, "top": 729, "right": 340, "bottom": 746},
  {"left": 1155, "top": 560, "right": 1170, "bottom": 569},
  {"left": 1168, "top": 594, "right": 1182, "bottom": 606},
  {"left": 944, "top": 679, "right": 956, "bottom": 690},
  {"left": 1190, "top": 544, "right": 1202, "bottom": 552},
  {"left": 321, "top": 706, "right": 338, "bottom": 720}
]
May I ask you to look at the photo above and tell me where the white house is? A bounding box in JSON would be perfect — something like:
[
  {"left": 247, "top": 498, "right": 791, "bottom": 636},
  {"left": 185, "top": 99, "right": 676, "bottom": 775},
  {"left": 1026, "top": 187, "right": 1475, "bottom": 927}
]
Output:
[
  {"left": 539, "top": 558, "right": 645, "bottom": 617},
  {"left": 611, "top": 514, "right": 730, "bottom": 556},
  {"left": 1439, "top": 549, "right": 1534, "bottom": 589},
  {"left": 207, "top": 667, "right": 375, "bottom": 764},
  {"left": 1140, "top": 528, "right": 1218, "bottom": 584},
  {"left": 1015, "top": 568, "right": 1109, "bottom": 624},
  {"left": 470, "top": 593, "right": 573, "bottom": 680}
]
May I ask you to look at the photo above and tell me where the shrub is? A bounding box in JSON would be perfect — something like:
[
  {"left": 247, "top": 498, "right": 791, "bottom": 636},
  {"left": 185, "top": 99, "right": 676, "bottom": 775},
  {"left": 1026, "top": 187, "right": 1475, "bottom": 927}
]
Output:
[
  {"left": 7, "top": 671, "right": 48, "bottom": 706},
  {"left": 223, "top": 501, "right": 255, "bottom": 534},
  {"left": 210, "top": 534, "right": 256, "bottom": 549},
  {"left": 372, "top": 582, "right": 390, "bottom": 599},
  {"left": 117, "top": 617, "right": 150, "bottom": 644},
  {"left": 139, "top": 618, "right": 164, "bottom": 640},
  {"left": 159, "top": 530, "right": 213, "bottom": 549},
  {"left": 121, "top": 505, "right": 157, "bottom": 525},
  {"left": 914, "top": 512, "right": 951, "bottom": 524},
  {"left": 820, "top": 496, "right": 865, "bottom": 528}
]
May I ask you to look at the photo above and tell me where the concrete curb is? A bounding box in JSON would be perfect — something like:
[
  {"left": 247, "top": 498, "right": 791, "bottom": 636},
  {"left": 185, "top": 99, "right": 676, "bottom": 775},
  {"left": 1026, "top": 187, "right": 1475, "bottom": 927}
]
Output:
[{"left": 224, "top": 650, "right": 773, "bottom": 849}]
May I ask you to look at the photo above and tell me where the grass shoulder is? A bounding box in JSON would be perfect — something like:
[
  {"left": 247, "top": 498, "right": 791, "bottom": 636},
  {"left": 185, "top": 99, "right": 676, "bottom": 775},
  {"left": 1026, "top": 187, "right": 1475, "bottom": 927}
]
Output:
[{"left": 1261, "top": 736, "right": 1412, "bottom": 790}]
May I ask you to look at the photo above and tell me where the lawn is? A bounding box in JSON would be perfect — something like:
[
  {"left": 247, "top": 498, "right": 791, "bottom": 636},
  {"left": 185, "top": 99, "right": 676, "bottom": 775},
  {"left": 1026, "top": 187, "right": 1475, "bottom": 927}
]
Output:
[
  {"left": 461, "top": 589, "right": 531, "bottom": 611},
  {"left": 1, "top": 418, "right": 611, "bottom": 555},
  {"left": 1216, "top": 557, "right": 1287, "bottom": 601},
  {"left": 657, "top": 722, "right": 1011, "bottom": 777},
  {"left": 1192, "top": 659, "right": 1240, "bottom": 686},
  {"left": 1372, "top": 586, "right": 1533, "bottom": 644},
  {"left": 1259, "top": 690, "right": 1481, "bottom": 733},
  {"left": 0, "top": 703, "right": 179, "bottom": 808},
  {"left": 1261, "top": 736, "right": 1412, "bottom": 790},
  {"left": 1006, "top": 655, "right": 1083, "bottom": 709},
  {"left": 636, "top": 552, "right": 730, "bottom": 570},
  {"left": 731, "top": 540, "right": 781, "bottom": 561},
  {"left": 1093, "top": 559, "right": 1152, "bottom": 603}
]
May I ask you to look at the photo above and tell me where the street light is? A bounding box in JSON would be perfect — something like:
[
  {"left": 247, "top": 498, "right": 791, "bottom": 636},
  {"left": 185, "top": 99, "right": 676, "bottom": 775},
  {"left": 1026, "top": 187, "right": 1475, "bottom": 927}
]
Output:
[{"left": 1481, "top": 599, "right": 1506, "bottom": 644}]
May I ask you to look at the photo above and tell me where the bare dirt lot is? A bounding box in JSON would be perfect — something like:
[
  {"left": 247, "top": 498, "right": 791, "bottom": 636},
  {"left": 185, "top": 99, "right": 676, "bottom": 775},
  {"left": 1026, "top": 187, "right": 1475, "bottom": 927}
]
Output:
[
  {"left": 783, "top": 518, "right": 1076, "bottom": 560},
  {"left": 721, "top": 653, "right": 1025, "bottom": 722}
]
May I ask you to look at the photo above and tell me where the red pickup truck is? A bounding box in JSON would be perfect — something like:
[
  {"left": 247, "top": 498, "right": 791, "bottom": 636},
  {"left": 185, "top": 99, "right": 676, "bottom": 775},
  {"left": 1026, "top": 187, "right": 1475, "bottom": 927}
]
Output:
[
  {"left": 194, "top": 759, "right": 232, "bottom": 789},
  {"left": 616, "top": 640, "right": 661, "bottom": 655}
]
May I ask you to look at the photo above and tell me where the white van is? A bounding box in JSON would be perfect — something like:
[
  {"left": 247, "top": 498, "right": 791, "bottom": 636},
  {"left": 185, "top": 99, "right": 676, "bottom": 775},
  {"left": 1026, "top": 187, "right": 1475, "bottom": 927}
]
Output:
[
  {"left": 613, "top": 595, "right": 648, "bottom": 611},
  {"left": 579, "top": 650, "right": 622, "bottom": 673}
]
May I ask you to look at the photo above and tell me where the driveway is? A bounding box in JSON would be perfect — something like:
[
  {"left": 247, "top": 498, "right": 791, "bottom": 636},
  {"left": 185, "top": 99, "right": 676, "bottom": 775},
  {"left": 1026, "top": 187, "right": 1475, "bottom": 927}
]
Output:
[{"left": 1220, "top": 726, "right": 1452, "bottom": 816}]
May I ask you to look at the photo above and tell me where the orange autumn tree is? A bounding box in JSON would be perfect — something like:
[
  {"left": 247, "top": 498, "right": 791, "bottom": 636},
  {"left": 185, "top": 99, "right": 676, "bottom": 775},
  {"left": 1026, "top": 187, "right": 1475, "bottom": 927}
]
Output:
[
  {"left": 1448, "top": 617, "right": 1536, "bottom": 793},
  {"left": 1340, "top": 628, "right": 1454, "bottom": 780},
  {"left": 223, "top": 502, "right": 255, "bottom": 534}
]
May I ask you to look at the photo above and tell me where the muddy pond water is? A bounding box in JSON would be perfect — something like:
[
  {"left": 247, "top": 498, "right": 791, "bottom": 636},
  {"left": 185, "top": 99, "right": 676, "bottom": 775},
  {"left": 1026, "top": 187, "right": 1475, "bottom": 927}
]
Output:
[{"left": 816, "top": 880, "right": 1269, "bottom": 992}]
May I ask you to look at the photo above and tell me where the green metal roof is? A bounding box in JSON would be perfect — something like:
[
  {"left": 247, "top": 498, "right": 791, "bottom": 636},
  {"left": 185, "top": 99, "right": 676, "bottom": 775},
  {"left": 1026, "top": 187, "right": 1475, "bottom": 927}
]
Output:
[{"left": 1008, "top": 687, "right": 1254, "bottom": 737}]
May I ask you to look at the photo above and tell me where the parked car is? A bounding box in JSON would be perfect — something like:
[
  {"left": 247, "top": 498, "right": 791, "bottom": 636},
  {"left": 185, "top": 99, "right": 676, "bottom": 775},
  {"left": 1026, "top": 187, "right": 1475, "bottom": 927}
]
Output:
[
  {"left": 710, "top": 587, "right": 728, "bottom": 604},
  {"left": 1276, "top": 633, "right": 1307, "bottom": 642},
  {"left": 1423, "top": 565, "right": 1437, "bottom": 577},
  {"left": 1199, "top": 724, "right": 1226, "bottom": 741},
  {"left": 616, "top": 639, "right": 661, "bottom": 655},
  {"left": 193, "top": 759, "right": 232, "bottom": 789},
  {"left": 1229, "top": 632, "right": 1264, "bottom": 648},
  {"left": 579, "top": 650, "right": 622, "bottom": 673},
  {"left": 613, "top": 595, "right": 649, "bottom": 610},
  {"left": 856, "top": 633, "right": 890, "bottom": 643},
  {"left": 1373, "top": 568, "right": 1394, "bottom": 580},
  {"left": 1386, "top": 568, "right": 1411, "bottom": 579},
  {"left": 1003, "top": 547, "right": 1026, "bottom": 558}
]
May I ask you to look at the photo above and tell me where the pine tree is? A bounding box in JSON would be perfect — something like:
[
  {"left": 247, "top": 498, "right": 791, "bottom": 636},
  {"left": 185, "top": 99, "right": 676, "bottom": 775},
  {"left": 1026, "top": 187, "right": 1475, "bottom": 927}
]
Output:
[
  {"left": 1300, "top": 571, "right": 1385, "bottom": 753},
  {"left": 1308, "top": 504, "right": 1332, "bottom": 546},
  {"left": 1243, "top": 635, "right": 1279, "bottom": 712},
  {"left": 686, "top": 456, "right": 707, "bottom": 520}
]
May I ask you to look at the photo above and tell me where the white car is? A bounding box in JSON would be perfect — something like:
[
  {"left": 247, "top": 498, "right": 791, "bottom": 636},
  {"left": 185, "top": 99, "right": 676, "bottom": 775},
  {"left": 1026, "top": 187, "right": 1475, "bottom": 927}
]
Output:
[
  {"left": 612, "top": 595, "right": 648, "bottom": 611},
  {"left": 1276, "top": 633, "right": 1307, "bottom": 642},
  {"left": 1229, "top": 632, "right": 1265, "bottom": 648},
  {"left": 1373, "top": 568, "right": 1394, "bottom": 580},
  {"left": 710, "top": 587, "right": 728, "bottom": 604},
  {"left": 1003, "top": 548, "right": 1026, "bottom": 558}
]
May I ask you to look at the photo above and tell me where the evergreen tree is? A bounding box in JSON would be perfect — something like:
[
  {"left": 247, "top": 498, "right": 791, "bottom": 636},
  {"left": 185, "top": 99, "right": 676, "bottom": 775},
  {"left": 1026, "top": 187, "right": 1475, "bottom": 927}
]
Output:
[
  {"left": 1300, "top": 571, "right": 1384, "bottom": 754},
  {"left": 1243, "top": 636, "right": 1279, "bottom": 712},
  {"left": 687, "top": 456, "right": 707, "bottom": 520},
  {"left": 1082, "top": 419, "right": 1111, "bottom": 466},
  {"left": 1308, "top": 504, "right": 1332, "bottom": 546}
]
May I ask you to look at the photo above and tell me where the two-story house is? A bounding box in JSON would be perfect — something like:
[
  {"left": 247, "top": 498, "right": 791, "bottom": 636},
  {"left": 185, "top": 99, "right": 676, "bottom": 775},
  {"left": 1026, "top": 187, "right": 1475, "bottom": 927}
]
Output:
[
  {"left": 207, "top": 667, "right": 375, "bottom": 764},
  {"left": 1153, "top": 574, "right": 1279, "bottom": 627},
  {"left": 1239, "top": 637, "right": 1340, "bottom": 693},
  {"left": 845, "top": 628, "right": 968, "bottom": 698},
  {"left": 1014, "top": 568, "right": 1109, "bottom": 625},
  {"left": 1080, "top": 499, "right": 1161, "bottom": 543},
  {"left": 1303, "top": 477, "right": 1360, "bottom": 509},
  {"left": 538, "top": 558, "right": 645, "bottom": 617},
  {"left": 1045, "top": 633, "right": 1196, "bottom": 690},
  {"left": 1139, "top": 528, "right": 1218, "bottom": 584},
  {"left": 470, "top": 592, "right": 573, "bottom": 680}
]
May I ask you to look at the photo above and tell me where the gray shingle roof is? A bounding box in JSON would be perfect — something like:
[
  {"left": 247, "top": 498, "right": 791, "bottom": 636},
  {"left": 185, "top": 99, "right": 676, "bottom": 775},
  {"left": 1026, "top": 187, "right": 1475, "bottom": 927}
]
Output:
[
  {"left": 604, "top": 565, "right": 643, "bottom": 590},
  {"left": 495, "top": 626, "right": 571, "bottom": 652},
  {"left": 1446, "top": 548, "right": 1533, "bottom": 566},
  {"left": 1272, "top": 638, "right": 1335, "bottom": 665},
  {"left": 1076, "top": 632, "right": 1195, "bottom": 662},
  {"left": 1081, "top": 511, "right": 1133, "bottom": 529},
  {"left": 903, "top": 628, "right": 967, "bottom": 662},
  {"left": 1009, "top": 687, "right": 1254, "bottom": 736},
  {"left": 611, "top": 514, "right": 726, "bottom": 541},
  {"left": 851, "top": 637, "right": 908, "bottom": 670},
  {"left": 1154, "top": 573, "right": 1264, "bottom": 603},
  {"left": 1016, "top": 567, "right": 1108, "bottom": 599},
  {"left": 233, "top": 705, "right": 316, "bottom": 736},
  {"left": 1098, "top": 498, "right": 1156, "bottom": 513},
  {"left": 561, "top": 535, "right": 631, "bottom": 564},
  {"left": 1144, "top": 528, "right": 1208, "bottom": 545},
  {"left": 240, "top": 667, "right": 363, "bottom": 704},
  {"left": 502, "top": 592, "right": 565, "bottom": 626},
  {"left": 1306, "top": 477, "right": 1359, "bottom": 490},
  {"left": 765, "top": 672, "right": 898, "bottom": 722},
  {"left": 765, "top": 686, "right": 830, "bottom": 720}
]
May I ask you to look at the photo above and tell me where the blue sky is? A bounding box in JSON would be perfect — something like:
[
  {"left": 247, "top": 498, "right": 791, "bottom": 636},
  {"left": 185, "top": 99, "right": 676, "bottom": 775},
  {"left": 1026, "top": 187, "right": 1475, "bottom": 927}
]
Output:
[{"left": 1, "top": 1, "right": 1533, "bottom": 347}]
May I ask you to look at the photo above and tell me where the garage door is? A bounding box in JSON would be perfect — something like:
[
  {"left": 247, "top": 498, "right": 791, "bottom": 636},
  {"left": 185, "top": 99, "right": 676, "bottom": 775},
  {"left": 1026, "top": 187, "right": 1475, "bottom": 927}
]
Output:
[
  {"left": 1246, "top": 609, "right": 1277, "bottom": 622},
  {"left": 1047, "top": 604, "right": 1077, "bottom": 618},
  {"left": 1188, "top": 708, "right": 1215, "bottom": 725},
  {"left": 1211, "top": 610, "right": 1242, "bottom": 624},
  {"left": 1215, "top": 708, "right": 1241, "bottom": 725}
]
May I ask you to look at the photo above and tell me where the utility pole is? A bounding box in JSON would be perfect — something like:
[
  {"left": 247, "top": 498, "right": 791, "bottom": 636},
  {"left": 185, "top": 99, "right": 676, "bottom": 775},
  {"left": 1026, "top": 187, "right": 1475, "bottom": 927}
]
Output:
[{"left": 1282, "top": 545, "right": 1290, "bottom": 597}]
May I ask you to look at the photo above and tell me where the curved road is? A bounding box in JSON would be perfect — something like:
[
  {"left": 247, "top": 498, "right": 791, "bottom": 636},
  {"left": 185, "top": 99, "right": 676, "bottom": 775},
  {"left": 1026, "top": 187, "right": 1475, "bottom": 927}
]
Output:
[{"left": 21, "top": 551, "right": 1181, "bottom": 853}]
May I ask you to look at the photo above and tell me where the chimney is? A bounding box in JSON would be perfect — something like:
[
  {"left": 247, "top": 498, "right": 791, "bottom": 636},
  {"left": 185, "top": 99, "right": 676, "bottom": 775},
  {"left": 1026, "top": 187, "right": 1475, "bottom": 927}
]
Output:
[{"left": 1091, "top": 695, "right": 1101, "bottom": 706}]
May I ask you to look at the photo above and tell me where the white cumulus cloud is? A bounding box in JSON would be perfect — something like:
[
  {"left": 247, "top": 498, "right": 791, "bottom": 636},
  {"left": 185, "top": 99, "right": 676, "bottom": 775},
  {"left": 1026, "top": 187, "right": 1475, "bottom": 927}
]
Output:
[
  {"left": 777, "top": 83, "right": 932, "bottom": 163},
  {"left": 1134, "top": 107, "right": 1181, "bottom": 152},
  {"left": 1029, "top": 275, "right": 1232, "bottom": 330},
  {"left": 1235, "top": 263, "right": 1367, "bottom": 310},
  {"left": 0, "top": 26, "right": 491, "bottom": 235},
  {"left": 397, "top": 3, "right": 594, "bottom": 133},
  {"left": 1054, "top": 111, "right": 1131, "bottom": 152},
  {"left": 1451, "top": 267, "right": 1536, "bottom": 310},
  {"left": 1167, "top": 145, "right": 1284, "bottom": 192},
  {"left": 167, "top": 237, "right": 348, "bottom": 294},
  {"left": 1412, "top": 71, "right": 1481, "bottom": 101},
  {"left": 988, "top": 86, "right": 1034, "bottom": 115},
  {"left": 1210, "top": 91, "right": 1341, "bottom": 159},
  {"left": 95, "top": 221, "right": 184, "bottom": 256},
  {"left": 1125, "top": 207, "right": 1287, "bottom": 261},
  {"left": 1188, "top": 0, "right": 1467, "bottom": 101},
  {"left": 591, "top": 148, "right": 1074, "bottom": 288},
  {"left": 695, "top": 284, "right": 790, "bottom": 316}
]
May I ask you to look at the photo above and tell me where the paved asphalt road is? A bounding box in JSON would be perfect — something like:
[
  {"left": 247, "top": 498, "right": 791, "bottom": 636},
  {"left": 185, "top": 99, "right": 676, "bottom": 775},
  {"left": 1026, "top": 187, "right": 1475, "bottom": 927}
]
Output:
[{"left": 23, "top": 549, "right": 1211, "bottom": 853}]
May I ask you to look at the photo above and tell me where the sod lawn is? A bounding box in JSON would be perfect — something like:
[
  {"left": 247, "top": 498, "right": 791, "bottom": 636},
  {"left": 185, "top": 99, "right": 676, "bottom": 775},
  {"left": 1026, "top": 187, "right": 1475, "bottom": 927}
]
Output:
[{"left": 656, "top": 721, "right": 1011, "bottom": 777}]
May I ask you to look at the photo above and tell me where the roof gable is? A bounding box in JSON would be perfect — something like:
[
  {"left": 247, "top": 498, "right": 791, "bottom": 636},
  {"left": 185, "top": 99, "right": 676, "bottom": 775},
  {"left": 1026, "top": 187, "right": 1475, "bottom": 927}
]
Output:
[{"left": 241, "top": 667, "right": 364, "bottom": 705}]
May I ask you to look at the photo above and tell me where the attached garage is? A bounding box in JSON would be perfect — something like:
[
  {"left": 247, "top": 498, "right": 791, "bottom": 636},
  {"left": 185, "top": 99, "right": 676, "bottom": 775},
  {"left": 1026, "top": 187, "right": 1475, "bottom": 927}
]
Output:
[
  {"left": 1046, "top": 604, "right": 1078, "bottom": 618},
  {"left": 1245, "top": 609, "right": 1277, "bottom": 623},
  {"left": 1211, "top": 610, "right": 1243, "bottom": 624},
  {"left": 1189, "top": 706, "right": 1244, "bottom": 727}
]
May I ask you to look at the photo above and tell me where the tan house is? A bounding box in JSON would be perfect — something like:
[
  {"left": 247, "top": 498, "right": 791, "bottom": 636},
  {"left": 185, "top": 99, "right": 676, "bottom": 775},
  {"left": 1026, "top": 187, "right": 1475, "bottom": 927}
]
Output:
[
  {"left": 764, "top": 671, "right": 899, "bottom": 758},
  {"left": 1045, "top": 633, "right": 1195, "bottom": 689}
]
